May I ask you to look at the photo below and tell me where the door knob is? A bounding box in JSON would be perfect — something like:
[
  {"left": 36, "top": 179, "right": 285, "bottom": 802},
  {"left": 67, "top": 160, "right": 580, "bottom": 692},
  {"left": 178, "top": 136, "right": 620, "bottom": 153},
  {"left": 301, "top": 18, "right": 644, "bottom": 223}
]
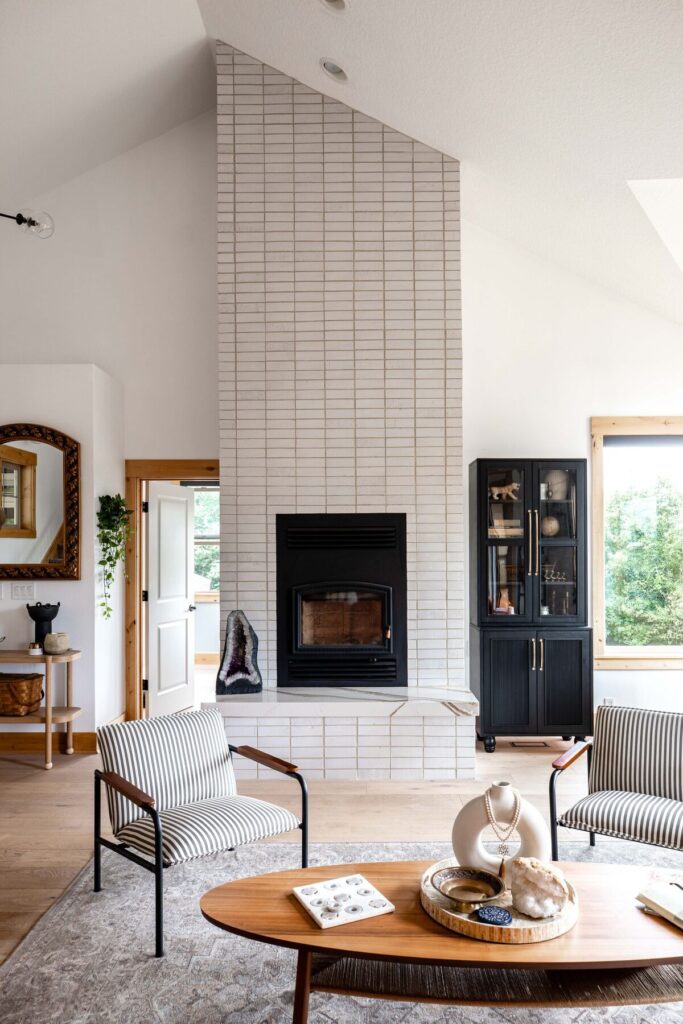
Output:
[{"left": 188, "top": 604, "right": 197, "bottom": 612}]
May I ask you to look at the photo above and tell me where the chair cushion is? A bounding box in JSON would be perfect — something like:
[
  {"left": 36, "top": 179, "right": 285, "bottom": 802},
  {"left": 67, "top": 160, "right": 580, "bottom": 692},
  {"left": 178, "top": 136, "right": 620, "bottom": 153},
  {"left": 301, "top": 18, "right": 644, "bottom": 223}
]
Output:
[
  {"left": 98, "top": 708, "right": 236, "bottom": 833},
  {"left": 559, "top": 790, "right": 683, "bottom": 850},
  {"left": 116, "top": 795, "right": 300, "bottom": 866},
  {"left": 589, "top": 705, "right": 683, "bottom": 802}
]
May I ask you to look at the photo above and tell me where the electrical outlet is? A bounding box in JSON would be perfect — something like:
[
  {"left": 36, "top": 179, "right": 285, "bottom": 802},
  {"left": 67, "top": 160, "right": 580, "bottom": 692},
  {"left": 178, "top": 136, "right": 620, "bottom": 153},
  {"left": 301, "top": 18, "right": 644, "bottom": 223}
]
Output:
[
  {"left": 603, "top": 696, "right": 614, "bottom": 706},
  {"left": 11, "top": 582, "right": 36, "bottom": 602}
]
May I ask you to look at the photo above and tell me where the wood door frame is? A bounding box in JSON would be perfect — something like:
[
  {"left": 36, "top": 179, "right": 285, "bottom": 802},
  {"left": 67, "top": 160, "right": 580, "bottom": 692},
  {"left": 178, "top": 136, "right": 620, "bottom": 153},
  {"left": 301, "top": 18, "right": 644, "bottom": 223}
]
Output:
[{"left": 125, "top": 459, "right": 219, "bottom": 720}]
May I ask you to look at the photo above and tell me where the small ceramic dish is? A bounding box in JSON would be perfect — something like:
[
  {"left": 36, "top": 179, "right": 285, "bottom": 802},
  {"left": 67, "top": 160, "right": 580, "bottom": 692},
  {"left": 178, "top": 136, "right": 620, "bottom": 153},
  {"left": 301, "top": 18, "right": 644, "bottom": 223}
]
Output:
[{"left": 430, "top": 866, "right": 505, "bottom": 913}]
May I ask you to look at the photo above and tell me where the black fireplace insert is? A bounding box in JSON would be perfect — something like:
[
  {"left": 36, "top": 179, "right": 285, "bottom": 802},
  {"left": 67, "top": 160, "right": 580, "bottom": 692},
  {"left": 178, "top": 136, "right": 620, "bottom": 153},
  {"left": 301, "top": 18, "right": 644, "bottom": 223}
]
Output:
[{"left": 276, "top": 514, "right": 407, "bottom": 686}]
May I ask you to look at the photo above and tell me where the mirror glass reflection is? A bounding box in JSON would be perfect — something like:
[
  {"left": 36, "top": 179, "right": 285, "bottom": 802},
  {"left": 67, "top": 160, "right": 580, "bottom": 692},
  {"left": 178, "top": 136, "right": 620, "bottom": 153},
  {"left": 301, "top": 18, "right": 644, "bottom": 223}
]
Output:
[{"left": 0, "top": 440, "right": 65, "bottom": 565}]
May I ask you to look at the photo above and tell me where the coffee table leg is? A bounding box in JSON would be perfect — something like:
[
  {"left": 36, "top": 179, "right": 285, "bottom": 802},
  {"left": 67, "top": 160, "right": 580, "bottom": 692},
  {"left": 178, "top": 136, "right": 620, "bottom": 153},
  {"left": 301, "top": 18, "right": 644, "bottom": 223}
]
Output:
[{"left": 292, "top": 950, "right": 312, "bottom": 1024}]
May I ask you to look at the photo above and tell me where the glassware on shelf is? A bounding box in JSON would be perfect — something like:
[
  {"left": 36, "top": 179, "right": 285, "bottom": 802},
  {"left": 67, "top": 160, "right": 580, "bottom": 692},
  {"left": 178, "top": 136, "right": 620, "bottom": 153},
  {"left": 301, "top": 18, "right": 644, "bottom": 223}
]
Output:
[{"left": 539, "top": 549, "right": 577, "bottom": 617}]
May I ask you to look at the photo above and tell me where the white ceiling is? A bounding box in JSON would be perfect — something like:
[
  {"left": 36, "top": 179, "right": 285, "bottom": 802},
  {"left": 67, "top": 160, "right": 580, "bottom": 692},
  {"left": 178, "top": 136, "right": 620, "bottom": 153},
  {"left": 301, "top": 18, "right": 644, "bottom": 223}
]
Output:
[
  {"left": 2, "top": 1, "right": 682, "bottom": 323},
  {"left": 0, "top": 0, "right": 214, "bottom": 204},
  {"left": 198, "top": 0, "right": 683, "bottom": 324}
]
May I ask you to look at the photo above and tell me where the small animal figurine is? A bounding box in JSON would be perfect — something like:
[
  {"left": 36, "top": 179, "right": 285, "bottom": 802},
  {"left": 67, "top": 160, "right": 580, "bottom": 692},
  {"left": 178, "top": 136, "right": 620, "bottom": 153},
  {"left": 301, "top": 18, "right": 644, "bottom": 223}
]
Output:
[{"left": 489, "top": 481, "right": 520, "bottom": 501}]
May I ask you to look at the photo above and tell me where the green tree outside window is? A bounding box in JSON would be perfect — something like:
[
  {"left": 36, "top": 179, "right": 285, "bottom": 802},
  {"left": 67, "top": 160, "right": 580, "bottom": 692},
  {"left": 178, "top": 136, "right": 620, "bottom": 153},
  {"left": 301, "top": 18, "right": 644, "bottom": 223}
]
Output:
[{"left": 605, "top": 477, "right": 683, "bottom": 646}]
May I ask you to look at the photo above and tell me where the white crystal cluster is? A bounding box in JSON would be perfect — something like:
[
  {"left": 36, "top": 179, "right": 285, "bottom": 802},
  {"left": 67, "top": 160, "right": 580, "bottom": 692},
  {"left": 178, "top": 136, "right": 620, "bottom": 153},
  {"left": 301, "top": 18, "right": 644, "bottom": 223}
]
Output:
[{"left": 510, "top": 857, "right": 569, "bottom": 919}]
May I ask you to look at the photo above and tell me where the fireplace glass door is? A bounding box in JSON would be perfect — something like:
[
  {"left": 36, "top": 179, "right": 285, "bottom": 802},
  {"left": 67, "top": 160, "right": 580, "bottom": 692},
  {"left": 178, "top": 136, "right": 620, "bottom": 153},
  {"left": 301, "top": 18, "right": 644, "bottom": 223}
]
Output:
[{"left": 295, "top": 585, "right": 390, "bottom": 650}]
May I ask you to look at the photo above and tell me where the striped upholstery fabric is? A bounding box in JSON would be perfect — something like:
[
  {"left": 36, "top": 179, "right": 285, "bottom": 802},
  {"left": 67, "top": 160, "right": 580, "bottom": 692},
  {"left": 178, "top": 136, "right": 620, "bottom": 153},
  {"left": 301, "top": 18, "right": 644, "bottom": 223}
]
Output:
[
  {"left": 116, "top": 795, "right": 300, "bottom": 866},
  {"left": 589, "top": 705, "right": 683, "bottom": 801},
  {"left": 560, "top": 790, "right": 683, "bottom": 850},
  {"left": 98, "top": 708, "right": 236, "bottom": 833}
]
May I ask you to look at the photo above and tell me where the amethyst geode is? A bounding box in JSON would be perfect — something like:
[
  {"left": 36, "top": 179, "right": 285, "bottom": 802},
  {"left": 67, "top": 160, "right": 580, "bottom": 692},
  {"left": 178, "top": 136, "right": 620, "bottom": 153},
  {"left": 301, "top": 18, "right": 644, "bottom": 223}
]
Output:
[{"left": 216, "top": 609, "right": 263, "bottom": 695}]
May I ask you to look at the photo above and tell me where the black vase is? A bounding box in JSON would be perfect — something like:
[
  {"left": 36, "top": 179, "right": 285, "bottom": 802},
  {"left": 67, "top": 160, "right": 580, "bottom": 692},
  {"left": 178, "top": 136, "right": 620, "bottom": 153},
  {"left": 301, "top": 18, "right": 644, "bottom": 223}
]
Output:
[{"left": 26, "top": 602, "right": 60, "bottom": 646}]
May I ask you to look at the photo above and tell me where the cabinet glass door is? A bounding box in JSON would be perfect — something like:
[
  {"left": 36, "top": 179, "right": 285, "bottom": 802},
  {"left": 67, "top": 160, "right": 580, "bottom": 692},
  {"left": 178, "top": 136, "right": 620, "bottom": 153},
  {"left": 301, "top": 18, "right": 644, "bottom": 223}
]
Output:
[
  {"left": 484, "top": 464, "right": 531, "bottom": 621},
  {"left": 487, "top": 467, "right": 525, "bottom": 540},
  {"left": 537, "top": 466, "right": 578, "bottom": 540},
  {"left": 534, "top": 463, "right": 584, "bottom": 622},
  {"left": 539, "top": 546, "right": 577, "bottom": 618}
]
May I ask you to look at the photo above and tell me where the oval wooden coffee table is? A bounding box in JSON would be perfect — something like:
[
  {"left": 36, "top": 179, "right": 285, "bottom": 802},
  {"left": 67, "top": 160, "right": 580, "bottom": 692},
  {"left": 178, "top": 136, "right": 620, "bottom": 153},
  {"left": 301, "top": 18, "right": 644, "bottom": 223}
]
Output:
[{"left": 201, "top": 860, "right": 683, "bottom": 1023}]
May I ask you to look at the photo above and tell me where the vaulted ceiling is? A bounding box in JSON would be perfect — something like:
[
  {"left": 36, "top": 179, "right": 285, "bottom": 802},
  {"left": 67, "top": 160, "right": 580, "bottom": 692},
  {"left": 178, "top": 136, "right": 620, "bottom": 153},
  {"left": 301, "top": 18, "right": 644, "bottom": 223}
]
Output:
[
  {"left": 0, "top": 0, "right": 214, "bottom": 204},
  {"left": 2, "top": 1, "right": 682, "bottom": 323}
]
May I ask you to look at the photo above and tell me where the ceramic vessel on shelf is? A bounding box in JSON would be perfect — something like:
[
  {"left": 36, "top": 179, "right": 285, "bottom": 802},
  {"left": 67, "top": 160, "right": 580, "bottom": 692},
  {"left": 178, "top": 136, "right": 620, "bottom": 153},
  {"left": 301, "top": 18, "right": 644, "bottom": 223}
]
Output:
[
  {"left": 541, "top": 515, "right": 560, "bottom": 537},
  {"left": 27, "top": 642, "right": 42, "bottom": 656},
  {"left": 43, "top": 632, "right": 70, "bottom": 654},
  {"left": 452, "top": 781, "right": 551, "bottom": 878},
  {"left": 544, "top": 470, "right": 568, "bottom": 500},
  {"left": 26, "top": 602, "right": 60, "bottom": 646}
]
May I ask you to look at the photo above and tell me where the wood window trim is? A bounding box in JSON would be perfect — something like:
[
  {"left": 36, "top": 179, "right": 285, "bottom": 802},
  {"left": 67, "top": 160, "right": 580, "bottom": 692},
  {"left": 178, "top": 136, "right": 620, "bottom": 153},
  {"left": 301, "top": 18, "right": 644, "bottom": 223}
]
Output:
[
  {"left": 591, "top": 416, "right": 683, "bottom": 670},
  {"left": 124, "top": 459, "right": 219, "bottom": 721},
  {"left": 0, "top": 443, "right": 37, "bottom": 538}
]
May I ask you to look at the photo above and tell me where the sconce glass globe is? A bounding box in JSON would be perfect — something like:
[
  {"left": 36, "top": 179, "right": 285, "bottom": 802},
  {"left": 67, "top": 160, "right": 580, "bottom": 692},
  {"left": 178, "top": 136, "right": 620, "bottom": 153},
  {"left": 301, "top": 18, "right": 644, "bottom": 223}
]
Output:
[{"left": 19, "top": 208, "right": 55, "bottom": 239}]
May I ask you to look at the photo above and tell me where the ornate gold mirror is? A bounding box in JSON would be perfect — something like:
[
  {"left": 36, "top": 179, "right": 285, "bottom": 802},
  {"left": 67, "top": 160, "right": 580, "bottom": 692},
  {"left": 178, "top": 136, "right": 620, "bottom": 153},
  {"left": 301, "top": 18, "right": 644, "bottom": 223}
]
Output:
[{"left": 0, "top": 423, "right": 80, "bottom": 579}]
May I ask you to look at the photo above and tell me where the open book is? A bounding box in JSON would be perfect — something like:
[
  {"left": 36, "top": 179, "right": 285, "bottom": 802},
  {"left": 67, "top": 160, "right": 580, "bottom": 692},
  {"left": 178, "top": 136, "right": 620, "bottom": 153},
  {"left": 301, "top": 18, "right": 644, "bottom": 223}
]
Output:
[{"left": 637, "top": 881, "right": 683, "bottom": 930}]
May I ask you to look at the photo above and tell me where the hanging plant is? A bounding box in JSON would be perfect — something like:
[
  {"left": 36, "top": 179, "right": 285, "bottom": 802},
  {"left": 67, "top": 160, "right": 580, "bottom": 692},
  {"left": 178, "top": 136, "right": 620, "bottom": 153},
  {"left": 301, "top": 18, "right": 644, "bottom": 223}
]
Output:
[{"left": 97, "top": 494, "right": 132, "bottom": 619}]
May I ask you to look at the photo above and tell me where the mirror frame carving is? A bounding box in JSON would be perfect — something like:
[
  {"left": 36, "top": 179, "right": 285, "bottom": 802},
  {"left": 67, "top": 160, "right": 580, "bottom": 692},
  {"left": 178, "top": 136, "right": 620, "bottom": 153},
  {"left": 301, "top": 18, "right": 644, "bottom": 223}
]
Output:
[{"left": 0, "top": 423, "right": 80, "bottom": 580}]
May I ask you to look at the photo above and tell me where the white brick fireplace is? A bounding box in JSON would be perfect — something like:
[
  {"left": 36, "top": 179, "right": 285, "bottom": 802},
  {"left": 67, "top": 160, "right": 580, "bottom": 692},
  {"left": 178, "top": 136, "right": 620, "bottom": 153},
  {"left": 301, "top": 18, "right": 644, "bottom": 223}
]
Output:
[{"left": 214, "top": 42, "right": 474, "bottom": 777}]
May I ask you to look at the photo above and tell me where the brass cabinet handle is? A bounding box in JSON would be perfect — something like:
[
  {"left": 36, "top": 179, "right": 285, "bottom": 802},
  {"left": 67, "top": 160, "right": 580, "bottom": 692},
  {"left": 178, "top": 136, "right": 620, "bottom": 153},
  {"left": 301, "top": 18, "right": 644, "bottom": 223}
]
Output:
[
  {"left": 534, "top": 508, "right": 540, "bottom": 576},
  {"left": 527, "top": 510, "right": 532, "bottom": 576},
  {"left": 531, "top": 637, "right": 536, "bottom": 671},
  {"left": 539, "top": 637, "right": 544, "bottom": 672}
]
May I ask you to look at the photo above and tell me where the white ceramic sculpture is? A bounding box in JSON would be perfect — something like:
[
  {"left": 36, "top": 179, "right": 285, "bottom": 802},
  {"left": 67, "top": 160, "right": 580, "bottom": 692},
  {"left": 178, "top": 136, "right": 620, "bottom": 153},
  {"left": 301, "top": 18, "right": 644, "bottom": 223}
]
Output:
[{"left": 451, "top": 781, "right": 551, "bottom": 877}]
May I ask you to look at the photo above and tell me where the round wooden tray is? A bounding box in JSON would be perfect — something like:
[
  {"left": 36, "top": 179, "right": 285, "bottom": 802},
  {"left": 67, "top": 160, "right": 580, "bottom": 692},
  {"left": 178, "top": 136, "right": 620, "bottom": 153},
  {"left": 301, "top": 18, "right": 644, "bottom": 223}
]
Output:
[{"left": 420, "top": 858, "right": 578, "bottom": 944}]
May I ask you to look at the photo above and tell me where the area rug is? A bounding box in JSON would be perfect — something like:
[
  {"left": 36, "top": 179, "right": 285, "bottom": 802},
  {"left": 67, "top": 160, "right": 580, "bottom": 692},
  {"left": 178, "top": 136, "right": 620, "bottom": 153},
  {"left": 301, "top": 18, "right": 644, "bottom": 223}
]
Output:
[{"left": 2, "top": 840, "right": 682, "bottom": 1023}]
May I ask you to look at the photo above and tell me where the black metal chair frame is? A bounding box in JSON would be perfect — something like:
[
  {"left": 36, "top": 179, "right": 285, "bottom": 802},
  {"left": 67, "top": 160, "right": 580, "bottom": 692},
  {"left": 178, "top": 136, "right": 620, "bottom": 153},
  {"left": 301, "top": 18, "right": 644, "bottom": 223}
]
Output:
[
  {"left": 548, "top": 739, "right": 595, "bottom": 860},
  {"left": 94, "top": 744, "right": 308, "bottom": 958}
]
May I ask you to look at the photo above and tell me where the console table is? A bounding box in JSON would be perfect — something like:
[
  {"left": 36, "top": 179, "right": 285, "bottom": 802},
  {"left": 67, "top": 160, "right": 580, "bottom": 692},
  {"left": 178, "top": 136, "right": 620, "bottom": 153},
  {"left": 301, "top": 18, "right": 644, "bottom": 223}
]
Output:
[{"left": 0, "top": 649, "right": 82, "bottom": 770}]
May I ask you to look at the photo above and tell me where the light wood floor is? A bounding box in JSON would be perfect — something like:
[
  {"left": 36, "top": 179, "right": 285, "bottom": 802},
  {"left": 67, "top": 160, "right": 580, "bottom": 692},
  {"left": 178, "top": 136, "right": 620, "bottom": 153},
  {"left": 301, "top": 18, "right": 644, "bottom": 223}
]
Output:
[{"left": 0, "top": 737, "right": 591, "bottom": 965}]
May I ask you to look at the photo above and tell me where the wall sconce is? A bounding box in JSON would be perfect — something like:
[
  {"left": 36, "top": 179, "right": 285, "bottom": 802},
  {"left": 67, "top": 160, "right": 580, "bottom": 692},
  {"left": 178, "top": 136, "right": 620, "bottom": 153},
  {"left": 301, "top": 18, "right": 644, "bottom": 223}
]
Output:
[{"left": 0, "top": 208, "right": 55, "bottom": 238}]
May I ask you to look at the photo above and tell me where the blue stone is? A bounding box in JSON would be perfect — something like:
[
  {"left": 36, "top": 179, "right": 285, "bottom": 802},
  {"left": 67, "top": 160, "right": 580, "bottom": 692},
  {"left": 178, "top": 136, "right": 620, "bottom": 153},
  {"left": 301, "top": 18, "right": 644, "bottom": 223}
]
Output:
[{"left": 475, "top": 905, "right": 512, "bottom": 926}]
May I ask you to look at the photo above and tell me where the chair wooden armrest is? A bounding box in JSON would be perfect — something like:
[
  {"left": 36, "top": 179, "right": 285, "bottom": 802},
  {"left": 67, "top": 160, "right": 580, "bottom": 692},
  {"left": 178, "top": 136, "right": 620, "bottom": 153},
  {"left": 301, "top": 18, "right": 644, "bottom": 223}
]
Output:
[
  {"left": 230, "top": 744, "right": 299, "bottom": 775},
  {"left": 552, "top": 740, "right": 591, "bottom": 771},
  {"left": 99, "top": 770, "right": 155, "bottom": 810}
]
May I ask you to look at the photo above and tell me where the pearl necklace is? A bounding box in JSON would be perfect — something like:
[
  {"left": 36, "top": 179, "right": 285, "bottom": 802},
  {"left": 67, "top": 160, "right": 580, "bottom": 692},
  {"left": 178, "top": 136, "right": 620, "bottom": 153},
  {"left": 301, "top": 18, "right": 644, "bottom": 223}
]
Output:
[{"left": 484, "top": 787, "right": 521, "bottom": 859}]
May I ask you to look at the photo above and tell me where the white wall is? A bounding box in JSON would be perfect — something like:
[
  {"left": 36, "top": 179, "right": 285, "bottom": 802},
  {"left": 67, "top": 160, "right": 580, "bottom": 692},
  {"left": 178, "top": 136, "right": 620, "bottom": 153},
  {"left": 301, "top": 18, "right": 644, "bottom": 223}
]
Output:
[
  {"left": 0, "top": 365, "right": 124, "bottom": 731},
  {"left": 461, "top": 218, "right": 683, "bottom": 711},
  {"left": 0, "top": 113, "right": 218, "bottom": 460}
]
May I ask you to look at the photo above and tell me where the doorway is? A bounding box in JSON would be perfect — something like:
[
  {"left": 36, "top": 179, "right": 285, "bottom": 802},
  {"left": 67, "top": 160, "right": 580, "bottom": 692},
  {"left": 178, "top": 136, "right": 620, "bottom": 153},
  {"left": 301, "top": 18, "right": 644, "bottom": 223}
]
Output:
[{"left": 124, "top": 460, "right": 219, "bottom": 720}]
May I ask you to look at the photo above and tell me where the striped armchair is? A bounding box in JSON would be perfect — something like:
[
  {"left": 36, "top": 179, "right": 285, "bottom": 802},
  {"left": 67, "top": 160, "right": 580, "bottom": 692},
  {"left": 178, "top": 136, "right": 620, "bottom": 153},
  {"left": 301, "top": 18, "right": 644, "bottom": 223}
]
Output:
[
  {"left": 549, "top": 704, "right": 683, "bottom": 859},
  {"left": 94, "top": 708, "right": 307, "bottom": 957}
]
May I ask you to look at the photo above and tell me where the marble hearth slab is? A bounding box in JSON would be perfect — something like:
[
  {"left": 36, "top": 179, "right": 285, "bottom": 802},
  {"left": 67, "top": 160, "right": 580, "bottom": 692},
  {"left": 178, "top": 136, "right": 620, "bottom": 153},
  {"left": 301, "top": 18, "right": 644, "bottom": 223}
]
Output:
[{"left": 210, "top": 685, "right": 478, "bottom": 718}]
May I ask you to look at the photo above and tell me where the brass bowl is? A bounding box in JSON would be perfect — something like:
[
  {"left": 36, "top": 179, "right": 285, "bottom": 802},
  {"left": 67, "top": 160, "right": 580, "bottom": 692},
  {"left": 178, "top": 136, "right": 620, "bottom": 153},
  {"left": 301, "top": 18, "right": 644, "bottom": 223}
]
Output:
[{"left": 430, "top": 866, "right": 505, "bottom": 913}]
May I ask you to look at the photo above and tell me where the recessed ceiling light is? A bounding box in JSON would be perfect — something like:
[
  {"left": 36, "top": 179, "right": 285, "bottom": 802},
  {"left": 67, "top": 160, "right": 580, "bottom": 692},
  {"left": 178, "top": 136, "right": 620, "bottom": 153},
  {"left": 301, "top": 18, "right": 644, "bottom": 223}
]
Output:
[
  {"left": 321, "top": 58, "right": 347, "bottom": 80},
  {"left": 319, "top": 0, "right": 348, "bottom": 10}
]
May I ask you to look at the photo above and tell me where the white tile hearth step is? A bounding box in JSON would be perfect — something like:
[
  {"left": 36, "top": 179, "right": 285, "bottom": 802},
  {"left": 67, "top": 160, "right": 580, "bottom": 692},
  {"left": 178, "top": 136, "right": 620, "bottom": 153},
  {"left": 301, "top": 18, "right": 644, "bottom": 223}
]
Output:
[{"left": 208, "top": 685, "right": 477, "bottom": 781}]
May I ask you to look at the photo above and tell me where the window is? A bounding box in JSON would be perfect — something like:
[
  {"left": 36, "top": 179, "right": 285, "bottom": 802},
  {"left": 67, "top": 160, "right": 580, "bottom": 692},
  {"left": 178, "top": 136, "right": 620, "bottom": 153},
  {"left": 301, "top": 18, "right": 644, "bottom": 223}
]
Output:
[
  {"left": 193, "top": 487, "right": 219, "bottom": 596},
  {"left": 592, "top": 417, "right": 683, "bottom": 668},
  {"left": 0, "top": 443, "right": 36, "bottom": 538}
]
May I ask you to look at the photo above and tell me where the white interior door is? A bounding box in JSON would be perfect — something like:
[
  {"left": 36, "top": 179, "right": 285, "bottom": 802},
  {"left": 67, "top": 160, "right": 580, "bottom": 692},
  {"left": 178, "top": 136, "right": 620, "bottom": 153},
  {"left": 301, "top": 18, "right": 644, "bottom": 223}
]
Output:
[{"left": 146, "top": 481, "right": 195, "bottom": 717}]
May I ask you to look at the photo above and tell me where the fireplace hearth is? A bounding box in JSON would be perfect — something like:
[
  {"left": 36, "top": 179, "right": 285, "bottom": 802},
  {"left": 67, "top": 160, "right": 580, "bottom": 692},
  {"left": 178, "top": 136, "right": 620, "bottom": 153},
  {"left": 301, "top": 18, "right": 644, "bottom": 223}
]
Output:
[{"left": 276, "top": 514, "right": 407, "bottom": 686}]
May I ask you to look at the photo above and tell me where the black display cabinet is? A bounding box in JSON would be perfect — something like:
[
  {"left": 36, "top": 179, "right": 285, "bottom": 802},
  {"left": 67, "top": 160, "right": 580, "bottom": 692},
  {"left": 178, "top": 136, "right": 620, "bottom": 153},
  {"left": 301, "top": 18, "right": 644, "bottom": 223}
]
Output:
[{"left": 469, "top": 459, "right": 592, "bottom": 752}]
